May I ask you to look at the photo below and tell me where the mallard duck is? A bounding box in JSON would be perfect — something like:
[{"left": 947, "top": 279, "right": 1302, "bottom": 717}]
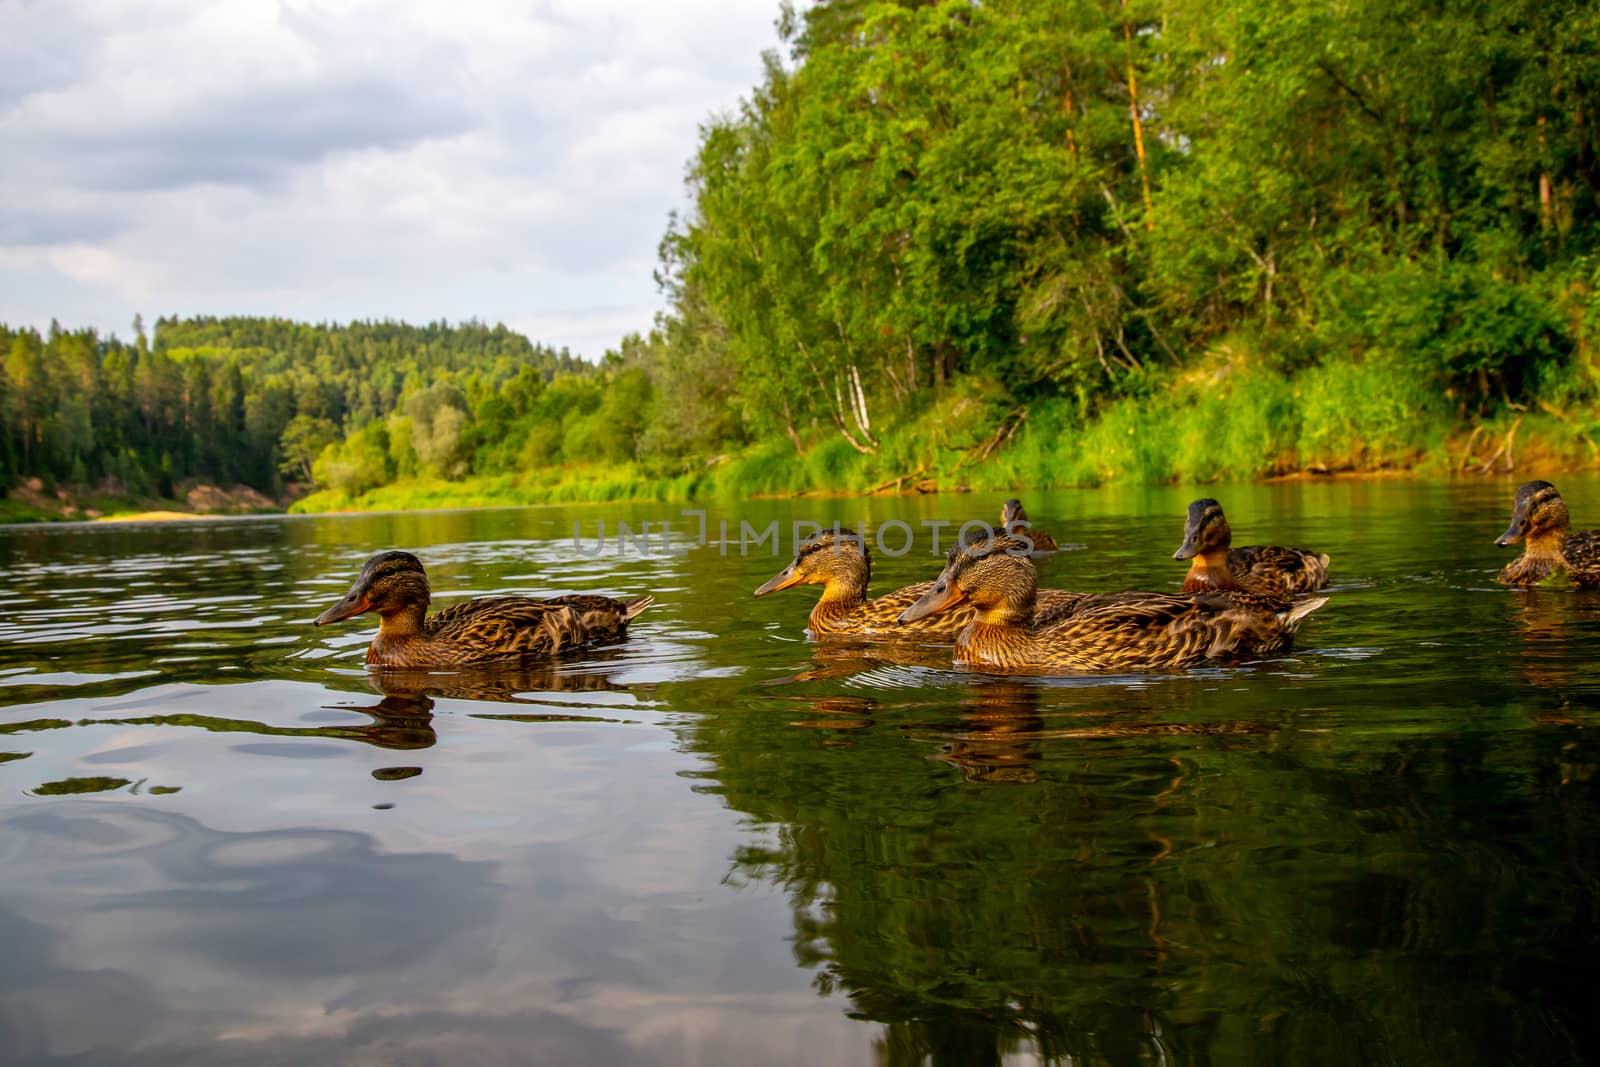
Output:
[
  {"left": 1495, "top": 480, "right": 1600, "bottom": 588},
  {"left": 753, "top": 528, "right": 1090, "bottom": 638},
  {"left": 1173, "top": 498, "right": 1330, "bottom": 596},
  {"left": 1002, "top": 498, "right": 1059, "bottom": 552},
  {"left": 959, "top": 499, "right": 1060, "bottom": 553},
  {"left": 900, "top": 535, "right": 1327, "bottom": 672},
  {"left": 313, "top": 550, "right": 653, "bottom": 667}
]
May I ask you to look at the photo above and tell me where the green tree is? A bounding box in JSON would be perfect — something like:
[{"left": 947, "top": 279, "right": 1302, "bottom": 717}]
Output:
[{"left": 277, "top": 415, "right": 340, "bottom": 483}]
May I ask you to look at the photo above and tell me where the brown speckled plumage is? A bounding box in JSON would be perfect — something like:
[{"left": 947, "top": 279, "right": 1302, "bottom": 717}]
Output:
[
  {"left": 902, "top": 536, "right": 1327, "bottom": 673},
  {"left": 1495, "top": 480, "right": 1600, "bottom": 588},
  {"left": 753, "top": 529, "right": 1081, "bottom": 638},
  {"left": 1173, "top": 499, "right": 1329, "bottom": 596},
  {"left": 314, "top": 550, "right": 652, "bottom": 667}
]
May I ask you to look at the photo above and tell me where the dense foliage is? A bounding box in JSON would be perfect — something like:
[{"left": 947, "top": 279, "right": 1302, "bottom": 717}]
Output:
[
  {"left": 0, "top": 316, "right": 588, "bottom": 500},
  {"left": 661, "top": 0, "right": 1600, "bottom": 457},
  {"left": 7, "top": 0, "right": 1600, "bottom": 514}
]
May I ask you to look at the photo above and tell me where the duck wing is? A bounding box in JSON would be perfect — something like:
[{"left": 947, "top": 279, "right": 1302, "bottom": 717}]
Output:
[
  {"left": 1200, "top": 590, "right": 1327, "bottom": 660},
  {"left": 1565, "top": 530, "right": 1600, "bottom": 586},
  {"left": 1230, "top": 545, "right": 1330, "bottom": 594},
  {"left": 1033, "top": 591, "right": 1221, "bottom": 670},
  {"left": 1033, "top": 589, "right": 1100, "bottom": 625},
  {"left": 426, "top": 594, "right": 649, "bottom": 661},
  {"left": 1029, "top": 589, "right": 1326, "bottom": 669}
]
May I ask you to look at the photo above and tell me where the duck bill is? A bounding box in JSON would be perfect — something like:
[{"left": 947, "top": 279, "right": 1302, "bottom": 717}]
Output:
[
  {"left": 753, "top": 563, "right": 803, "bottom": 598},
  {"left": 314, "top": 589, "right": 373, "bottom": 626},
  {"left": 1173, "top": 523, "right": 1202, "bottom": 561},
  {"left": 1495, "top": 520, "right": 1526, "bottom": 547},
  {"left": 899, "top": 580, "right": 965, "bottom": 624}
]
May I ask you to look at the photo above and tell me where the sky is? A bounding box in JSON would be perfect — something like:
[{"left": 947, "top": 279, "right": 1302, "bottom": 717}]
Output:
[{"left": 0, "top": 0, "right": 785, "bottom": 359}]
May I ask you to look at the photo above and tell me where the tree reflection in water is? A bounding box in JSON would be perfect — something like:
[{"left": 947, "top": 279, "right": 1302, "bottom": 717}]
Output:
[{"left": 694, "top": 639, "right": 1600, "bottom": 1065}]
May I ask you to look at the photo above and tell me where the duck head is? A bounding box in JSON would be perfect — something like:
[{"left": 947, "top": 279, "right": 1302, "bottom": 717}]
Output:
[
  {"left": 900, "top": 535, "right": 1036, "bottom": 625},
  {"left": 314, "top": 550, "right": 432, "bottom": 626},
  {"left": 1174, "top": 498, "right": 1232, "bottom": 561},
  {"left": 1496, "top": 480, "right": 1570, "bottom": 547},
  {"left": 754, "top": 529, "right": 871, "bottom": 601}
]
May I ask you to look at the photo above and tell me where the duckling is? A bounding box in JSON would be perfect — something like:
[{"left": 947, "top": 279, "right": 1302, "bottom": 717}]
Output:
[
  {"left": 1495, "top": 480, "right": 1600, "bottom": 588},
  {"left": 313, "top": 550, "right": 653, "bottom": 667},
  {"left": 753, "top": 528, "right": 1090, "bottom": 638},
  {"left": 901, "top": 535, "right": 1327, "bottom": 672},
  {"left": 1173, "top": 498, "right": 1330, "bottom": 596}
]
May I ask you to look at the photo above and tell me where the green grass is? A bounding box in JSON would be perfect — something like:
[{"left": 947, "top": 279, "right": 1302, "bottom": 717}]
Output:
[
  {"left": 281, "top": 352, "right": 1598, "bottom": 515},
  {"left": 0, "top": 499, "right": 54, "bottom": 523}
]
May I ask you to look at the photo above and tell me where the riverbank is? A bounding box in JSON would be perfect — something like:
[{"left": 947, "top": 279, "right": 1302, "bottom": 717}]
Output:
[
  {"left": 9, "top": 393, "right": 1594, "bottom": 525},
  {"left": 290, "top": 403, "right": 1599, "bottom": 516},
  {"left": 0, "top": 479, "right": 288, "bottom": 524}
]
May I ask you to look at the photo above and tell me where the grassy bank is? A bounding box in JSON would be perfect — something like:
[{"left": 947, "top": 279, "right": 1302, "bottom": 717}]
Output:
[{"left": 291, "top": 362, "right": 1600, "bottom": 514}]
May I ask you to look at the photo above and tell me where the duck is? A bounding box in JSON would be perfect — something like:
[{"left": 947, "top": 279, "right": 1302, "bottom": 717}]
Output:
[
  {"left": 900, "top": 534, "right": 1328, "bottom": 672},
  {"left": 1495, "top": 480, "right": 1600, "bottom": 588},
  {"left": 1172, "top": 498, "right": 1330, "bottom": 596},
  {"left": 1001, "top": 498, "right": 1059, "bottom": 552},
  {"left": 313, "top": 550, "right": 653, "bottom": 667},
  {"left": 753, "top": 528, "right": 1091, "bottom": 638},
  {"left": 959, "top": 498, "right": 1060, "bottom": 553}
]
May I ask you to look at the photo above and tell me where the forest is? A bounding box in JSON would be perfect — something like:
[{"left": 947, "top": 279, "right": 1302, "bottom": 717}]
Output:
[
  {"left": 5, "top": 0, "right": 1600, "bottom": 518},
  {"left": 0, "top": 316, "right": 591, "bottom": 516}
]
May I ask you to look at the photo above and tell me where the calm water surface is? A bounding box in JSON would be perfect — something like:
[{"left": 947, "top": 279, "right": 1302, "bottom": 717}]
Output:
[{"left": 2, "top": 479, "right": 1598, "bottom": 1066}]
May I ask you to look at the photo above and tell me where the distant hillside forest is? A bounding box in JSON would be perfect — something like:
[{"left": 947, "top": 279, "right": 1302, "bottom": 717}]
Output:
[
  {"left": 0, "top": 317, "right": 591, "bottom": 500},
  {"left": 7, "top": 0, "right": 1600, "bottom": 515}
]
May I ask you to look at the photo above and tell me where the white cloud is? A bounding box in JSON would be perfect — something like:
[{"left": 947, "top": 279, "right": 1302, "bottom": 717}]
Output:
[{"left": 0, "top": 0, "right": 785, "bottom": 356}]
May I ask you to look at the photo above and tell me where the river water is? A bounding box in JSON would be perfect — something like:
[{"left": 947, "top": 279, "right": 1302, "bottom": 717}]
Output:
[{"left": 1, "top": 478, "right": 1597, "bottom": 1065}]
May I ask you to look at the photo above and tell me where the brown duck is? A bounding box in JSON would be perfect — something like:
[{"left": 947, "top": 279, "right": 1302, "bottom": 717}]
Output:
[
  {"left": 753, "top": 528, "right": 1090, "bottom": 638},
  {"left": 901, "top": 535, "right": 1327, "bottom": 673},
  {"left": 1002, "top": 498, "right": 1059, "bottom": 552},
  {"left": 313, "top": 550, "right": 653, "bottom": 667},
  {"left": 1495, "top": 480, "right": 1600, "bottom": 588},
  {"left": 959, "top": 498, "right": 1060, "bottom": 553},
  {"left": 1173, "top": 498, "right": 1330, "bottom": 596}
]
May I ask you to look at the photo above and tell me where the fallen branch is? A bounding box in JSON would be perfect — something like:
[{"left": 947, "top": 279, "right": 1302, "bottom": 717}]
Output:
[
  {"left": 1478, "top": 415, "right": 1522, "bottom": 474},
  {"left": 1456, "top": 424, "right": 1485, "bottom": 472},
  {"left": 954, "top": 407, "right": 1028, "bottom": 473},
  {"left": 980, "top": 407, "right": 1028, "bottom": 460},
  {"left": 867, "top": 468, "right": 926, "bottom": 495}
]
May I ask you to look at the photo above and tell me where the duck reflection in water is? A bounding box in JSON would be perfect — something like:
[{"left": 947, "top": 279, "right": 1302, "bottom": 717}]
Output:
[
  {"left": 325, "top": 690, "right": 439, "bottom": 751},
  {"left": 770, "top": 638, "right": 952, "bottom": 684},
  {"left": 779, "top": 644, "right": 1273, "bottom": 787},
  {"left": 363, "top": 657, "right": 637, "bottom": 704},
  {"left": 777, "top": 686, "right": 1047, "bottom": 783},
  {"left": 1502, "top": 591, "right": 1600, "bottom": 784},
  {"left": 938, "top": 680, "right": 1047, "bottom": 784},
  {"left": 1505, "top": 589, "right": 1587, "bottom": 698},
  {"left": 324, "top": 655, "right": 643, "bottom": 759},
  {"left": 717, "top": 687, "right": 1258, "bottom": 1065}
]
